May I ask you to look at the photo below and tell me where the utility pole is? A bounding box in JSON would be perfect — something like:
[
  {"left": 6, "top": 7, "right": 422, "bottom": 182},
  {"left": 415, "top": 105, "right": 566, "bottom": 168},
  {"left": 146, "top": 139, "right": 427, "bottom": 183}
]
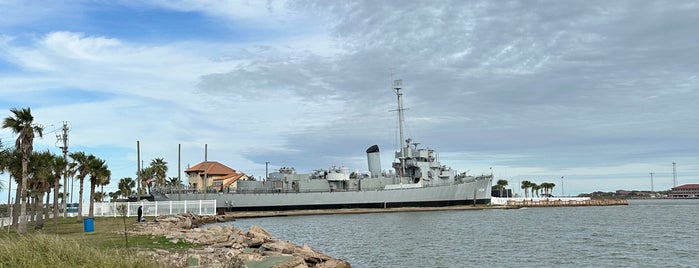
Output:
[
  {"left": 672, "top": 162, "right": 677, "bottom": 187},
  {"left": 178, "top": 143, "right": 181, "bottom": 200},
  {"left": 204, "top": 144, "right": 208, "bottom": 199},
  {"left": 137, "top": 141, "right": 140, "bottom": 202},
  {"left": 649, "top": 172, "right": 654, "bottom": 192},
  {"left": 57, "top": 122, "right": 69, "bottom": 218},
  {"left": 561, "top": 176, "right": 564, "bottom": 197}
]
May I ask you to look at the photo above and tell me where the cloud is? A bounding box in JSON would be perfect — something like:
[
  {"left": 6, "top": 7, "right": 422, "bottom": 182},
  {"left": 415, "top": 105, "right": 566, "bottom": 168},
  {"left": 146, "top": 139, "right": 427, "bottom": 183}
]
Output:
[{"left": 1, "top": 0, "right": 698, "bottom": 196}]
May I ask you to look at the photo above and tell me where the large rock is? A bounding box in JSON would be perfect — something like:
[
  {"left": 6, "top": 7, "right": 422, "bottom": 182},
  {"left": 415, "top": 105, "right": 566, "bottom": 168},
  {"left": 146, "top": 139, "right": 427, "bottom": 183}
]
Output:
[
  {"left": 131, "top": 213, "right": 351, "bottom": 267},
  {"left": 262, "top": 240, "right": 297, "bottom": 254},
  {"left": 246, "top": 225, "right": 272, "bottom": 241}
]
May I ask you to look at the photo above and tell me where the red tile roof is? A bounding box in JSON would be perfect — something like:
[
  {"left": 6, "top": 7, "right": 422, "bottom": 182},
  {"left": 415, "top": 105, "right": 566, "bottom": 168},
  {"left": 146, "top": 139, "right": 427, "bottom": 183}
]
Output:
[
  {"left": 674, "top": 184, "right": 699, "bottom": 189},
  {"left": 185, "top": 161, "right": 237, "bottom": 176}
]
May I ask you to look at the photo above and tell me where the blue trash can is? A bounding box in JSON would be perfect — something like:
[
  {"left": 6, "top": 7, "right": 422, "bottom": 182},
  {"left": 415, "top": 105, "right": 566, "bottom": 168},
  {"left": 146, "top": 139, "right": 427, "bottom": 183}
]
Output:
[{"left": 83, "top": 218, "right": 94, "bottom": 232}]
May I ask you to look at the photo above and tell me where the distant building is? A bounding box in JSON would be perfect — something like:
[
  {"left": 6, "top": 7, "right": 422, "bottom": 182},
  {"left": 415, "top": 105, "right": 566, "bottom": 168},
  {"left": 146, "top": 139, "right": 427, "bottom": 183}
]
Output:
[
  {"left": 669, "top": 184, "right": 699, "bottom": 198},
  {"left": 615, "top": 190, "right": 651, "bottom": 197},
  {"left": 491, "top": 188, "right": 513, "bottom": 198},
  {"left": 185, "top": 161, "right": 249, "bottom": 192}
]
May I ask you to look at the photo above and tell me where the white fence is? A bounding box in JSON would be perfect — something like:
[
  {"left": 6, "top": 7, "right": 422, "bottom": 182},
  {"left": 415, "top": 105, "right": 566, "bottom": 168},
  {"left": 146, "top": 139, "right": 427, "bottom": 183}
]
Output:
[
  {"left": 91, "top": 200, "right": 217, "bottom": 217},
  {"left": 0, "top": 201, "right": 217, "bottom": 227}
]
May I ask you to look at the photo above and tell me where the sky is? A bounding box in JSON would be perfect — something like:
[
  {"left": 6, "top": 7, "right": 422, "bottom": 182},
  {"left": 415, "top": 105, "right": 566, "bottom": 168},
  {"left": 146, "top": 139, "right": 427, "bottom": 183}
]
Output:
[{"left": 0, "top": 0, "right": 697, "bottom": 202}]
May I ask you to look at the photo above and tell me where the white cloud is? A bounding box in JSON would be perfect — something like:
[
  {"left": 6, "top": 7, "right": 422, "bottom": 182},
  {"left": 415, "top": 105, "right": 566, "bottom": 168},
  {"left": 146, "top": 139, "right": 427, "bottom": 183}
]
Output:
[{"left": 1, "top": 0, "right": 698, "bottom": 197}]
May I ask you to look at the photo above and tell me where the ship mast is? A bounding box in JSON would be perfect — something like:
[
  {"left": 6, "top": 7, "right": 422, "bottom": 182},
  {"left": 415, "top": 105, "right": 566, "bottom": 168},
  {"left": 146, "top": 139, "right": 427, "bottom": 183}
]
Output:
[{"left": 393, "top": 80, "right": 406, "bottom": 179}]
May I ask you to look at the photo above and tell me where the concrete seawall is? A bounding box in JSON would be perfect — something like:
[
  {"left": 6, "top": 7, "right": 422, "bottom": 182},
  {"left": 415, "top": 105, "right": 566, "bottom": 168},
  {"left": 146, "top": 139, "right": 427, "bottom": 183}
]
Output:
[
  {"left": 228, "top": 205, "right": 519, "bottom": 219},
  {"left": 227, "top": 198, "right": 627, "bottom": 219}
]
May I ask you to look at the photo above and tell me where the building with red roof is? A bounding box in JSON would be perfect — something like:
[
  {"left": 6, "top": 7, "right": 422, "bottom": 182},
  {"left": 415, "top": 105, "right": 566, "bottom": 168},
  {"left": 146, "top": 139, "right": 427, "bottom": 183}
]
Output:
[
  {"left": 669, "top": 184, "right": 699, "bottom": 198},
  {"left": 185, "top": 161, "right": 249, "bottom": 192}
]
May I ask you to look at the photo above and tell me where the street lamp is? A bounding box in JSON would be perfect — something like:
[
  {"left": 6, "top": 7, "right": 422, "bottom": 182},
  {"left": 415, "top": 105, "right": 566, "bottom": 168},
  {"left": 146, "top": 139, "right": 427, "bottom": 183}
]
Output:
[{"left": 561, "top": 176, "right": 564, "bottom": 197}]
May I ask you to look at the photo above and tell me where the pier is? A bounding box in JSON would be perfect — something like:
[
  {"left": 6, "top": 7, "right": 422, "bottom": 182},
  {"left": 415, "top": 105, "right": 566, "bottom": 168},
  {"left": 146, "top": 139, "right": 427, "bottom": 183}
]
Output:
[{"left": 499, "top": 198, "right": 628, "bottom": 207}]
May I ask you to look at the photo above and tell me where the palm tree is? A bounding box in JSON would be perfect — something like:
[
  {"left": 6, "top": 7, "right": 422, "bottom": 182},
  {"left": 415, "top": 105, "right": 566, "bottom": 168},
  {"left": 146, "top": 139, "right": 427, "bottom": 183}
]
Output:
[
  {"left": 539, "top": 182, "right": 556, "bottom": 197},
  {"left": 2, "top": 149, "right": 22, "bottom": 227},
  {"left": 87, "top": 156, "right": 110, "bottom": 218},
  {"left": 98, "top": 171, "right": 110, "bottom": 202},
  {"left": 138, "top": 166, "right": 155, "bottom": 195},
  {"left": 108, "top": 191, "right": 120, "bottom": 201},
  {"left": 496, "top": 179, "right": 508, "bottom": 198},
  {"left": 69, "top": 151, "right": 91, "bottom": 222},
  {"left": 0, "top": 138, "right": 6, "bottom": 187},
  {"left": 521, "top": 180, "right": 531, "bottom": 198},
  {"left": 49, "top": 153, "right": 67, "bottom": 226},
  {"left": 531, "top": 183, "right": 540, "bottom": 198},
  {"left": 28, "top": 150, "right": 53, "bottom": 229},
  {"left": 0, "top": 142, "right": 9, "bottom": 192},
  {"left": 167, "top": 176, "right": 182, "bottom": 188},
  {"left": 150, "top": 158, "right": 168, "bottom": 189},
  {"left": 93, "top": 191, "right": 105, "bottom": 202},
  {"left": 2, "top": 107, "right": 43, "bottom": 234},
  {"left": 118, "top": 177, "right": 135, "bottom": 199}
]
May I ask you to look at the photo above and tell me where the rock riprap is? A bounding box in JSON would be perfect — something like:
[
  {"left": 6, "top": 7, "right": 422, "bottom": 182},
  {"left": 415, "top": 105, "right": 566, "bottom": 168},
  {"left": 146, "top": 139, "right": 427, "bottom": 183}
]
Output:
[{"left": 131, "top": 213, "right": 350, "bottom": 268}]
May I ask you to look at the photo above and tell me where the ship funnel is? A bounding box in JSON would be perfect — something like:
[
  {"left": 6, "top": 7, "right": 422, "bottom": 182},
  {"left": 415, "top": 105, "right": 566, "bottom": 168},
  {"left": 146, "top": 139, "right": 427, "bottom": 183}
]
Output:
[{"left": 366, "top": 145, "right": 381, "bottom": 177}]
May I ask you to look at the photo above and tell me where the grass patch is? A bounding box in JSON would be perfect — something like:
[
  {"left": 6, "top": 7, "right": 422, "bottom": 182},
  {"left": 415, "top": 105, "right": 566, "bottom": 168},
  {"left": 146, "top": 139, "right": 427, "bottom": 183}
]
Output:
[
  {"left": 1, "top": 216, "right": 199, "bottom": 267},
  {"left": 0, "top": 234, "right": 163, "bottom": 268},
  {"left": 33, "top": 216, "right": 198, "bottom": 250}
]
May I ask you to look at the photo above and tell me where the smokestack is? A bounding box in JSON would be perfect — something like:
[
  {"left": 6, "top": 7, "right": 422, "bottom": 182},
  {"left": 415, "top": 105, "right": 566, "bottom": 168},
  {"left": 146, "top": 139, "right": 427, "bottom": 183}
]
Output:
[{"left": 366, "top": 145, "right": 381, "bottom": 177}]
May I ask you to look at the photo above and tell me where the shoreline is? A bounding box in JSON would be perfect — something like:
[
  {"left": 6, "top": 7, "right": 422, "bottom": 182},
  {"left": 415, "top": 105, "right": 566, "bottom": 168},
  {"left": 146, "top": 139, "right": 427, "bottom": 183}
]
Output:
[
  {"left": 133, "top": 213, "right": 351, "bottom": 267},
  {"left": 226, "top": 199, "right": 629, "bottom": 219},
  {"left": 227, "top": 204, "right": 520, "bottom": 219}
]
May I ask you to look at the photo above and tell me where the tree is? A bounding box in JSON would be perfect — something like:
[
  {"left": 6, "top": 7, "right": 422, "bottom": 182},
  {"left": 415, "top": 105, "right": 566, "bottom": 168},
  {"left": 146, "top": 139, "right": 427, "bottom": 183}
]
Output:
[
  {"left": 138, "top": 166, "right": 155, "bottom": 195},
  {"left": 49, "top": 153, "right": 68, "bottom": 226},
  {"left": 521, "top": 180, "right": 532, "bottom": 198},
  {"left": 2, "top": 107, "right": 43, "bottom": 234},
  {"left": 87, "top": 156, "right": 110, "bottom": 218},
  {"left": 0, "top": 141, "right": 9, "bottom": 192},
  {"left": 98, "top": 171, "right": 110, "bottom": 202},
  {"left": 116, "top": 203, "right": 129, "bottom": 248},
  {"left": 150, "top": 158, "right": 168, "bottom": 189},
  {"left": 108, "top": 191, "right": 120, "bottom": 201},
  {"left": 28, "top": 150, "right": 54, "bottom": 230},
  {"left": 0, "top": 139, "right": 5, "bottom": 190},
  {"left": 531, "top": 183, "right": 540, "bottom": 197},
  {"left": 496, "top": 179, "right": 508, "bottom": 198},
  {"left": 69, "top": 151, "right": 91, "bottom": 222},
  {"left": 2, "top": 149, "right": 22, "bottom": 227},
  {"left": 118, "top": 177, "right": 135, "bottom": 199},
  {"left": 167, "top": 176, "right": 181, "bottom": 186},
  {"left": 93, "top": 191, "right": 105, "bottom": 202},
  {"left": 549, "top": 182, "right": 556, "bottom": 196},
  {"left": 539, "top": 182, "right": 556, "bottom": 197}
]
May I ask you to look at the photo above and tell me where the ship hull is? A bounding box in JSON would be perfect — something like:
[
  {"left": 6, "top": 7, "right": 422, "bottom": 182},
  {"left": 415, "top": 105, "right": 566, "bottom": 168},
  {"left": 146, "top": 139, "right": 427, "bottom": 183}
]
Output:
[{"left": 168, "top": 179, "right": 491, "bottom": 211}]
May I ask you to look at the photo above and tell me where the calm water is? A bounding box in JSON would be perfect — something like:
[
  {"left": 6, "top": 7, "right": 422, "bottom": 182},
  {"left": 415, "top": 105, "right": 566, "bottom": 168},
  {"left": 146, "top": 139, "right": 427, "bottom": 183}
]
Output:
[{"left": 217, "top": 199, "right": 699, "bottom": 267}]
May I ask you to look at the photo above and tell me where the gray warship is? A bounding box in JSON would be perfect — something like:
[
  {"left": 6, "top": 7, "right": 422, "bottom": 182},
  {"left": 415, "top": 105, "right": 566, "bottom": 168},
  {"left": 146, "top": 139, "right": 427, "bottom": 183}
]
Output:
[{"left": 166, "top": 80, "right": 492, "bottom": 210}]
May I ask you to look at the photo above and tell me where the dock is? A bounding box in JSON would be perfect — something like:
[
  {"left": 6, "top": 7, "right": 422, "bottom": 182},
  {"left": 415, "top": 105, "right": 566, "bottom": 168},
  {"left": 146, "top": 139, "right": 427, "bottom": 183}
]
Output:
[{"left": 505, "top": 198, "right": 628, "bottom": 207}]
